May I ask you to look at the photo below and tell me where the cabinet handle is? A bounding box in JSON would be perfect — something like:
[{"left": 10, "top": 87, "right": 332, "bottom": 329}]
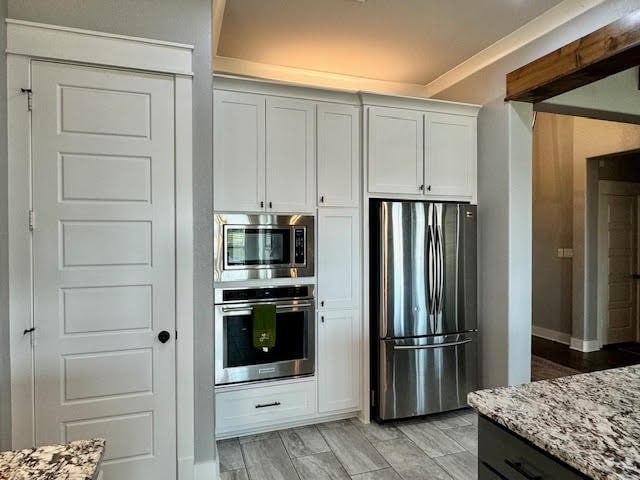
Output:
[
  {"left": 255, "top": 401, "right": 281, "bottom": 409},
  {"left": 269, "top": 201, "right": 273, "bottom": 209},
  {"left": 427, "top": 185, "right": 432, "bottom": 192},
  {"left": 419, "top": 184, "right": 425, "bottom": 191},
  {"left": 260, "top": 201, "right": 264, "bottom": 208},
  {"left": 504, "top": 460, "right": 542, "bottom": 480},
  {"left": 320, "top": 195, "right": 325, "bottom": 203},
  {"left": 321, "top": 316, "right": 325, "bottom": 323},
  {"left": 320, "top": 301, "right": 325, "bottom": 307}
]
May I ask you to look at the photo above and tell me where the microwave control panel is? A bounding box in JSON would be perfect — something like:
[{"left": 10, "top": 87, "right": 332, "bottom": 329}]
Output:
[{"left": 294, "top": 228, "right": 306, "bottom": 265}]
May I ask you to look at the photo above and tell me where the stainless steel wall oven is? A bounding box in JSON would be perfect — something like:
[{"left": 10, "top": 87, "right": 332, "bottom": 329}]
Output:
[
  {"left": 214, "top": 213, "right": 314, "bottom": 282},
  {"left": 214, "top": 285, "right": 315, "bottom": 385}
]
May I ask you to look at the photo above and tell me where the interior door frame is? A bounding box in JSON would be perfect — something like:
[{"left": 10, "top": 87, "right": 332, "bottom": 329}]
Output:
[
  {"left": 596, "top": 180, "right": 640, "bottom": 347},
  {"left": 6, "top": 20, "right": 196, "bottom": 480}
]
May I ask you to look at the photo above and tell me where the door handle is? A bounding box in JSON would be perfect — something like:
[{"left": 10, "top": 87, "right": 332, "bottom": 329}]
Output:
[
  {"left": 632, "top": 274, "right": 640, "bottom": 280},
  {"left": 158, "top": 331, "right": 171, "bottom": 343},
  {"left": 393, "top": 339, "right": 472, "bottom": 350}
]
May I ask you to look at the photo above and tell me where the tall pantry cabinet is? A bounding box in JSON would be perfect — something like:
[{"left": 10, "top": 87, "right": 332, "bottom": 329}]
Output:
[{"left": 316, "top": 102, "right": 361, "bottom": 414}]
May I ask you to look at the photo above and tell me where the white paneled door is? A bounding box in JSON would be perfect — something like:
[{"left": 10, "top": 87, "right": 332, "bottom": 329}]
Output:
[{"left": 31, "top": 61, "right": 176, "bottom": 479}]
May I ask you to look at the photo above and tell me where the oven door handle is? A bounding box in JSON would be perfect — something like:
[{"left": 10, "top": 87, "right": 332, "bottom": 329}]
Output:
[{"left": 220, "top": 302, "right": 314, "bottom": 312}]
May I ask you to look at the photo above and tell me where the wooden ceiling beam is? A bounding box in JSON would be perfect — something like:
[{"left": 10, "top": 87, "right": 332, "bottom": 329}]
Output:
[{"left": 506, "top": 10, "right": 640, "bottom": 102}]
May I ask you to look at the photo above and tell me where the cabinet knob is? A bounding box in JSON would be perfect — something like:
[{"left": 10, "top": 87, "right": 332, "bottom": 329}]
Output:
[
  {"left": 260, "top": 201, "right": 264, "bottom": 208},
  {"left": 427, "top": 185, "right": 432, "bottom": 192},
  {"left": 321, "top": 316, "right": 325, "bottom": 323},
  {"left": 320, "top": 300, "right": 325, "bottom": 307},
  {"left": 269, "top": 201, "right": 273, "bottom": 209},
  {"left": 320, "top": 195, "right": 325, "bottom": 203},
  {"left": 419, "top": 184, "right": 425, "bottom": 191}
]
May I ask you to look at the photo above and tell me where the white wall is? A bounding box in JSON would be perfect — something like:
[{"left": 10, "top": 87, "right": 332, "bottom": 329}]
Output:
[
  {"left": 0, "top": 0, "right": 10, "bottom": 452},
  {"left": 538, "top": 67, "right": 640, "bottom": 125},
  {"left": 434, "top": 0, "right": 639, "bottom": 387}
]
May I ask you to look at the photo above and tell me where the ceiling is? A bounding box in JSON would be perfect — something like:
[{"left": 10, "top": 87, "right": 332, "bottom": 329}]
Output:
[{"left": 217, "top": 0, "right": 566, "bottom": 85}]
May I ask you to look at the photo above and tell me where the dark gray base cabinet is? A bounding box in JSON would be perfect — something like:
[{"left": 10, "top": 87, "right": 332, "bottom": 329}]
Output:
[{"left": 478, "top": 416, "right": 589, "bottom": 479}]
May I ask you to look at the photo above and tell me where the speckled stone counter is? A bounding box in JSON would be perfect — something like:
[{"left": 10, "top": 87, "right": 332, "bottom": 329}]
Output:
[
  {"left": 468, "top": 365, "right": 640, "bottom": 479},
  {"left": 0, "top": 439, "right": 105, "bottom": 480}
]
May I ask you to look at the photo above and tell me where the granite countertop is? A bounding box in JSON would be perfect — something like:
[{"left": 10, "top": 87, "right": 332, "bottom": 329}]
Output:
[
  {"left": 468, "top": 365, "right": 640, "bottom": 480},
  {"left": 0, "top": 439, "right": 105, "bottom": 480}
]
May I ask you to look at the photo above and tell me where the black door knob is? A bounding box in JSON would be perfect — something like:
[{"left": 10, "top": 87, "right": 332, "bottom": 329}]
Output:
[{"left": 158, "top": 331, "right": 171, "bottom": 343}]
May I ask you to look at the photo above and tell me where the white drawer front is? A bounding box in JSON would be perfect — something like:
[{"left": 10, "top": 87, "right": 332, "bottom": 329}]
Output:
[{"left": 216, "top": 380, "right": 316, "bottom": 435}]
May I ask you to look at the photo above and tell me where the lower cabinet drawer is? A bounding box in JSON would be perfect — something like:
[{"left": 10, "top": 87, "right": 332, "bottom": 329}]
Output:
[
  {"left": 216, "top": 380, "right": 316, "bottom": 435},
  {"left": 478, "top": 416, "right": 587, "bottom": 480}
]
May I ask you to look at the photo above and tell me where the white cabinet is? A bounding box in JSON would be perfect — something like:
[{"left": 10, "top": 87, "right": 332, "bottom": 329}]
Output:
[
  {"left": 214, "top": 90, "right": 265, "bottom": 212},
  {"left": 317, "top": 209, "right": 361, "bottom": 414},
  {"left": 266, "top": 97, "right": 316, "bottom": 213},
  {"left": 366, "top": 103, "right": 478, "bottom": 201},
  {"left": 317, "top": 309, "right": 360, "bottom": 413},
  {"left": 215, "top": 380, "right": 316, "bottom": 436},
  {"left": 317, "top": 103, "right": 360, "bottom": 207},
  {"left": 425, "top": 112, "right": 476, "bottom": 199},
  {"left": 213, "top": 91, "right": 316, "bottom": 213},
  {"left": 367, "top": 106, "right": 424, "bottom": 195},
  {"left": 317, "top": 209, "right": 360, "bottom": 310}
]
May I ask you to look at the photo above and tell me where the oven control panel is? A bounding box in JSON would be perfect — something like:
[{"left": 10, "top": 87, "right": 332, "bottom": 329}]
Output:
[{"left": 294, "top": 228, "right": 306, "bottom": 265}]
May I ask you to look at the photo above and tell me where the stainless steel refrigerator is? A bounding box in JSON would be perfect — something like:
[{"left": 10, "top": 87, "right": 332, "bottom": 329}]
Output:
[{"left": 370, "top": 200, "right": 478, "bottom": 421}]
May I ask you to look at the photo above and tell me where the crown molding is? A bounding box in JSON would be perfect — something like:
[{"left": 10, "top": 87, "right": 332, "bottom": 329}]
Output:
[
  {"left": 423, "top": 0, "right": 608, "bottom": 96},
  {"left": 214, "top": 55, "right": 434, "bottom": 98}
]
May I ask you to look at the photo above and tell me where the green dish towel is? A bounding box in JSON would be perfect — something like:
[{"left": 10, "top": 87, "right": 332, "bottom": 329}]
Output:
[{"left": 253, "top": 304, "right": 276, "bottom": 350}]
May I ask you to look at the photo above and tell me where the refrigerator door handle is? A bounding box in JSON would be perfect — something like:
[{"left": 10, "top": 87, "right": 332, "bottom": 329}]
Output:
[
  {"left": 435, "top": 219, "right": 444, "bottom": 315},
  {"left": 393, "top": 339, "right": 472, "bottom": 350}
]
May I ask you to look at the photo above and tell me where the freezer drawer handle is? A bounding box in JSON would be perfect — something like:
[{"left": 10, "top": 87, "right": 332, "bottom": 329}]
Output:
[{"left": 393, "top": 339, "right": 472, "bottom": 350}]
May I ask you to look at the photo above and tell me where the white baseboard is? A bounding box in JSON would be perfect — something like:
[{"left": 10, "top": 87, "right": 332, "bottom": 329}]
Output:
[
  {"left": 531, "top": 325, "right": 570, "bottom": 345},
  {"left": 194, "top": 459, "right": 219, "bottom": 480},
  {"left": 570, "top": 337, "right": 601, "bottom": 353},
  {"left": 178, "top": 457, "right": 194, "bottom": 480}
]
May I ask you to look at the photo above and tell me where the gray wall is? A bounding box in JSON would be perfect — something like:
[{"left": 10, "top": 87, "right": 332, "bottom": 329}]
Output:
[
  {"left": 433, "top": 0, "right": 639, "bottom": 386},
  {"left": 0, "top": 0, "right": 10, "bottom": 453},
  {"left": 6, "top": 0, "right": 214, "bottom": 464}
]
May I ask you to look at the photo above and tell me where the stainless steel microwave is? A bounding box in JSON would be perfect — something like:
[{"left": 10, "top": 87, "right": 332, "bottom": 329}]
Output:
[{"left": 214, "top": 213, "right": 314, "bottom": 282}]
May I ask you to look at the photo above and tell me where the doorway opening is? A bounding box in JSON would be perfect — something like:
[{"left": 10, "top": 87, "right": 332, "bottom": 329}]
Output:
[{"left": 531, "top": 112, "right": 640, "bottom": 380}]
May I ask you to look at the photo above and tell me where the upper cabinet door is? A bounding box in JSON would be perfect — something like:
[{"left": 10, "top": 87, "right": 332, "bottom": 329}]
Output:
[
  {"left": 367, "top": 106, "right": 424, "bottom": 195},
  {"left": 317, "top": 103, "right": 360, "bottom": 207},
  {"left": 317, "top": 208, "right": 360, "bottom": 311},
  {"left": 266, "top": 97, "right": 316, "bottom": 213},
  {"left": 214, "top": 91, "right": 266, "bottom": 212},
  {"left": 424, "top": 112, "right": 476, "bottom": 200}
]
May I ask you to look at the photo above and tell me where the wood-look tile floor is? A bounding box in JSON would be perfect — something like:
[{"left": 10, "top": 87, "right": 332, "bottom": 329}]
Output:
[{"left": 218, "top": 409, "right": 478, "bottom": 480}]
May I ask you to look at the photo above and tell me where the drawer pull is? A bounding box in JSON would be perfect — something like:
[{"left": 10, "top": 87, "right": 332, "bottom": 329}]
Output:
[
  {"left": 255, "top": 401, "right": 281, "bottom": 409},
  {"left": 505, "top": 459, "right": 542, "bottom": 480}
]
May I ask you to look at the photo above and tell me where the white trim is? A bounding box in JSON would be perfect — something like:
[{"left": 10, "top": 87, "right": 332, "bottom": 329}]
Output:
[
  {"left": 6, "top": 19, "right": 194, "bottom": 76},
  {"left": 7, "top": 21, "right": 195, "bottom": 480},
  {"left": 194, "top": 459, "right": 219, "bottom": 480},
  {"left": 569, "top": 337, "right": 601, "bottom": 353},
  {"left": 7, "top": 53, "right": 35, "bottom": 449},
  {"left": 531, "top": 325, "right": 570, "bottom": 345},
  {"left": 214, "top": 55, "right": 434, "bottom": 98},
  {"left": 423, "top": 0, "right": 608, "bottom": 96},
  {"left": 359, "top": 92, "right": 480, "bottom": 117}
]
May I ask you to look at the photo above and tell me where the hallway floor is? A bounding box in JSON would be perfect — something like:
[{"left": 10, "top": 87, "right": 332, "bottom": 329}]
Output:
[
  {"left": 218, "top": 409, "right": 477, "bottom": 480},
  {"left": 532, "top": 336, "right": 640, "bottom": 373}
]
